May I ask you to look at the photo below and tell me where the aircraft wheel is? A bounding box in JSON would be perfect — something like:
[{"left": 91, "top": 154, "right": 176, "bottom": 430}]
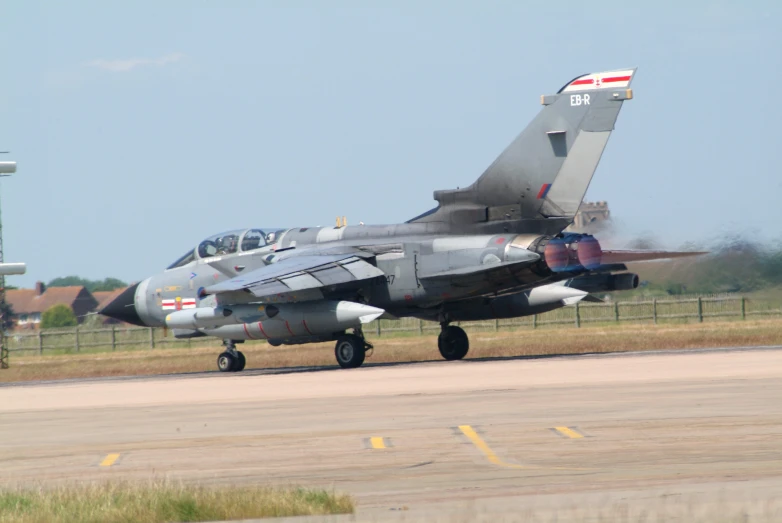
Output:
[
  {"left": 334, "top": 335, "right": 366, "bottom": 369},
  {"left": 217, "top": 351, "right": 237, "bottom": 372},
  {"left": 234, "top": 351, "right": 246, "bottom": 372},
  {"left": 438, "top": 325, "right": 469, "bottom": 361}
]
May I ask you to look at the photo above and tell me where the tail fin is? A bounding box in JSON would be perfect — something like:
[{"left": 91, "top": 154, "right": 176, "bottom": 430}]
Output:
[{"left": 410, "top": 68, "right": 636, "bottom": 231}]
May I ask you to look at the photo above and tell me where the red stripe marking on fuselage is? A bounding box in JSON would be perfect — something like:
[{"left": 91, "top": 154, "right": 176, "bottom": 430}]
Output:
[
  {"left": 602, "top": 75, "right": 631, "bottom": 83},
  {"left": 570, "top": 78, "right": 594, "bottom": 86},
  {"left": 285, "top": 320, "right": 295, "bottom": 336},
  {"left": 536, "top": 183, "right": 551, "bottom": 199},
  {"left": 257, "top": 322, "right": 269, "bottom": 339},
  {"left": 243, "top": 323, "right": 256, "bottom": 340},
  {"left": 302, "top": 319, "right": 314, "bottom": 335}
]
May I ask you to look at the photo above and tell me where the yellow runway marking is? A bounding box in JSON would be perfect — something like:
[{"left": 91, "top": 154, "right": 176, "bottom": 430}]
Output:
[
  {"left": 99, "top": 453, "right": 120, "bottom": 467},
  {"left": 458, "top": 425, "right": 590, "bottom": 471},
  {"left": 553, "top": 426, "right": 585, "bottom": 439},
  {"left": 370, "top": 437, "right": 386, "bottom": 449},
  {"left": 458, "top": 425, "right": 526, "bottom": 469}
]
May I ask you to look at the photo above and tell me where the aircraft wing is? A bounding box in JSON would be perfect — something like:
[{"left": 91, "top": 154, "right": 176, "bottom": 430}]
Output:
[{"left": 204, "top": 251, "right": 385, "bottom": 300}]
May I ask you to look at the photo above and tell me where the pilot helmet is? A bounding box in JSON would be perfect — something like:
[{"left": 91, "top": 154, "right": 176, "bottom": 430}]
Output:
[{"left": 216, "top": 235, "right": 237, "bottom": 252}]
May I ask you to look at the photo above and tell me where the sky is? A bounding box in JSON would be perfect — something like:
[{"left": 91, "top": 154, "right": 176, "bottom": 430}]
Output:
[{"left": 1, "top": 1, "right": 780, "bottom": 288}]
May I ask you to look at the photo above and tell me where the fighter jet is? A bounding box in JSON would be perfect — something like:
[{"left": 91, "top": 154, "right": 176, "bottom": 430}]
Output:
[{"left": 102, "top": 68, "right": 697, "bottom": 372}]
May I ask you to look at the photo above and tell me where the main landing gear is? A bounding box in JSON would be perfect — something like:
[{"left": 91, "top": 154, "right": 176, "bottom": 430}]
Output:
[
  {"left": 334, "top": 329, "right": 373, "bottom": 369},
  {"left": 217, "top": 339, "right": 246, "bottom": 372},
  {"left": 438, "top": 323, "right": 469, "bottom": 361}
]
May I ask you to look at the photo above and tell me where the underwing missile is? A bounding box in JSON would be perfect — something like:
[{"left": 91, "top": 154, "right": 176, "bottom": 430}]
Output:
[
  {"left": 526, "top": 283, "right": 588, "bottom": 307},
  {"left": 165, "top": 300, "right": 384, "bottom": 337},
  {"left": 441, "top": 283, "right": 589, "bottom": 322}
]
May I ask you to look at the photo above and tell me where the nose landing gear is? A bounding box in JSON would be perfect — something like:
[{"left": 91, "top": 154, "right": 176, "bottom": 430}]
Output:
[
  {"left": 217, "top": 339, "right": 246, "bottom": 372},
  {"left": 438, "top": 323, "right": 469, "bottom": 361}
]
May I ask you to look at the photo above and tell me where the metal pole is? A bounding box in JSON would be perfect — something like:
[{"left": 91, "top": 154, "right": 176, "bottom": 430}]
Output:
[
  {"left": 0, "top": 160, "right": 21, "bottom": 369},
  {"left": 653, "top": 298, "right": 658, "bottom": 325},
  {"left": 741, "top": 297, "right": 746, "bottom": 320},
  {"left": 0, "top": 177, "right": 6, "bottom": 367},
  {"left": 697, "top": 297, "right": 703, "bottom": 323},
  {"left": 575, "top": 301, "right": 581, "bottom": 328}
]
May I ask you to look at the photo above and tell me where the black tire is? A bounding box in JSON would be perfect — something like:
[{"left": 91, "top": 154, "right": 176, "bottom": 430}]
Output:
[
  {"left": 217, "top": 351, "right": 237, "bottom": 372},
  {"left": 234, "top": 351, "right": 246, "bottom": 372},
  {"left": 334, "top": 335, "right": 366, "bottom": 369},
  {"left": 438, "top": 325, "right": 469, "bottom": 361}
]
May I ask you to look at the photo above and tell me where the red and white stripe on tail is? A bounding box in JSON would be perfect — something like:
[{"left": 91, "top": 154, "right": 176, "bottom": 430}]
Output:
[{"left": 561, "top": 69, "right": 635, "bottom": 92}]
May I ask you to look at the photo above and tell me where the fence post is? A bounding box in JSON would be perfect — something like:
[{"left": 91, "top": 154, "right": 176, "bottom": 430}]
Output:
[
  {"left": 652, "top": 299, "right": 658, "bottom": 325},
  {"left": 575, "top": 301, "right": 581, "bottom": 328},
  {"left": 494, "top": 319, "right": 499, "bottom": 332},
  {"left": 614, "top": 301, "right": 620, "bottom": 322},
  {"left": 418, "top": 319, "right": 423, "bottom": 335},
  {"left": 740, "top": 297, "right": 746, "bottom": 320},
  {"left": 697, "top": 297, "right": 703, "bottom": 323},
  {"left": 110, "top": 325, "right": 116, "bottom": 351},
  {"left": 38, "top": 330, "right": 43, "bottom": 355},
  {"left": 532, "top": 314, "right": 537, "bottom": 329},
  {"left": 149, "top": 327, "right": 155, "bottom": 349},
  {"left": 74, "top": 326, "right": 80, "bottom": 352},
  {"left": 375, "top": 321, "right": 381, "bottom": 336}
]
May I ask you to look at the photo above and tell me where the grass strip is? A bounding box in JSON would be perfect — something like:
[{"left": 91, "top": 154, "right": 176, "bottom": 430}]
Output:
[
  {"left": 0, "top": 480, "right": 354, "bottom": 523},
  {"left": 3, "top": 319, "right": 782, "bottom": 383}
]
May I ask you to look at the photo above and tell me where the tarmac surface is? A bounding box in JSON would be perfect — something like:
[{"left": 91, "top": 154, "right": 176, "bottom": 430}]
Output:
[{"left": 2, "top": 347, "right": 782, "bottom": 521}]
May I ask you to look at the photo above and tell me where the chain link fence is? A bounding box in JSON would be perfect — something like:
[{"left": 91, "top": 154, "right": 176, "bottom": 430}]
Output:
[{"left": 5, "top": 294, "right": 781, "bottom": 356}]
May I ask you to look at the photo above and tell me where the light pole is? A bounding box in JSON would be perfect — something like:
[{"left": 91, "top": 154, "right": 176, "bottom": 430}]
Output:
[{"left": 0, "top": 159, "right": 24, "bottom": 369}]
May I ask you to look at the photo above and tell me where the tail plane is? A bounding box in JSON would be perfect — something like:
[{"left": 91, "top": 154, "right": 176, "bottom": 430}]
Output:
[{"left": 410, "top": 68, "right": 637, "bottom": 233}]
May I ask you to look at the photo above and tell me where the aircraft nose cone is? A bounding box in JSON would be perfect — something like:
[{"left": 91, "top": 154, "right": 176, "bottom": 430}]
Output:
[{"left": 100, "top": 282, "right": 145, "bottom": 326}]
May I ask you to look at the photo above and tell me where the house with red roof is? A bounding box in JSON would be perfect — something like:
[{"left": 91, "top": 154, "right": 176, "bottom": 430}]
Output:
[{"left": 6, "top": 282, "right": 99, "bottom": 329}]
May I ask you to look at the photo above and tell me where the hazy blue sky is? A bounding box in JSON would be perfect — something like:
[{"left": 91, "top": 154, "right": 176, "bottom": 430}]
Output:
[{"left": 1, "top": 1, "right": 780, "bottom": 287}]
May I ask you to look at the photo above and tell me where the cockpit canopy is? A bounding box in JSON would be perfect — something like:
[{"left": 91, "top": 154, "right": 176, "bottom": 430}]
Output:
[{"left": 167, "top": 228, "right": 287, "bottom": 270}]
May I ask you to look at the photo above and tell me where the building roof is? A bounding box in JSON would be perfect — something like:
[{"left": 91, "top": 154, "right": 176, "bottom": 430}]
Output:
[{"left": 6, "top": 286, "right": 92, "bottom": 315}]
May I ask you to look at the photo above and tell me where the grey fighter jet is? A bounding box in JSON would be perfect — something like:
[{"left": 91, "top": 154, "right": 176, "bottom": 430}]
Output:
[{"left": 102, "top": 68, "right": 697, "bottom": 372}]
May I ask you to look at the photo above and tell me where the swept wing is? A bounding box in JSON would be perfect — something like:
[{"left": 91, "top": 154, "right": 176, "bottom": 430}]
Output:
[{"left": 204, "top": 250, "right": 384, "bottom": 301}]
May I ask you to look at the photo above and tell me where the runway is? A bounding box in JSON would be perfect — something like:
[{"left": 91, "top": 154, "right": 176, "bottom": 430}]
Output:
[{"left": 2, "top": 347, "right": 782, "bottom": 521}]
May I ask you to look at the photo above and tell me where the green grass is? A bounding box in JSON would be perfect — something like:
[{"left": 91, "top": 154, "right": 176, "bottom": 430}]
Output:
[{"left": 0, "top": 480, "right": 354, "bottom": 523}]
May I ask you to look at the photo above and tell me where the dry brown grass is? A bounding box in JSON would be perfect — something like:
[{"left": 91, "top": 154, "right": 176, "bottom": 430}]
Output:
[{"left": 2, "top": 319, "right": 781, "bottom": 384}]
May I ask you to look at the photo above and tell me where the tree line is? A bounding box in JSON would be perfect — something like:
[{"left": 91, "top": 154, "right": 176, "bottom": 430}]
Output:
[{"left": 46, "top": 276, "right": 128, "bottom": 292}]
